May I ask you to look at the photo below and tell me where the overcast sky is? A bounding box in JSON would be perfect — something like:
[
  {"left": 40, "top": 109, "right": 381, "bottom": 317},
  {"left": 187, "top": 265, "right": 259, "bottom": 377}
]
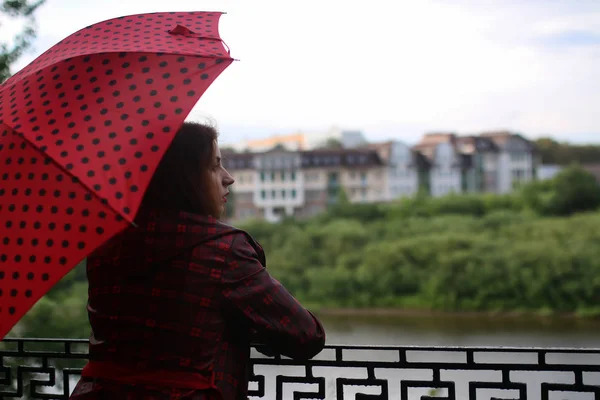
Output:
[{"left": 4, "top": 0, "right": 600, "bottom": 144}]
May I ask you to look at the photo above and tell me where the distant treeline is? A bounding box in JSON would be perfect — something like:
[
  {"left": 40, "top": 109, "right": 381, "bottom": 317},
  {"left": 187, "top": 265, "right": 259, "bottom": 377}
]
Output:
[{"left": 535, "top": 138, "right": 600, "bottom": 165}]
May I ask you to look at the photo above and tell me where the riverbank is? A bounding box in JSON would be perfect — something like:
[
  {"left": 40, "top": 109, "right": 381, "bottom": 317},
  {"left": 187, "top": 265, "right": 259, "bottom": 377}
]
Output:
[{"left": 315, "top": 307, "right": 600, "bottom": 319}]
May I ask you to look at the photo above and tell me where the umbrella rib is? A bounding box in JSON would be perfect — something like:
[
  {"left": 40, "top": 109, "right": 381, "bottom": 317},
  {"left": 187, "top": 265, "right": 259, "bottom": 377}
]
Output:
[{"left": 6, "top": 127, "right": 137, "bottom": 226}]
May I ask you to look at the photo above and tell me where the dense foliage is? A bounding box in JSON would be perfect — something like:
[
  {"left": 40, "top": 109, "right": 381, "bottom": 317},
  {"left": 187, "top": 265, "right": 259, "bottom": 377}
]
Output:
[
  {"left": 535, "top": 137, "right": 600, "bottom": 165},
  {"left": 11, "top": 165, "right": 600, "bottom": 338},
  {"left": 239, "top": 165, "right": 600, "bottom": 315}
]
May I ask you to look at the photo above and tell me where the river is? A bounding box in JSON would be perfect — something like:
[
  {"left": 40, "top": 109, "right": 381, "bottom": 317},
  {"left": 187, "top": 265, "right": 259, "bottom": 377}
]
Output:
[{"left": 319, "top": 313, "right": 600, "bottom": 347}]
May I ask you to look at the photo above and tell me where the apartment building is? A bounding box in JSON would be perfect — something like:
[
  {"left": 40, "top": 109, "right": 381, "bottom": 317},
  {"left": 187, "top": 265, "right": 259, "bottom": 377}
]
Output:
[
  {"left": 455, "top": 135, "right": 499, "bottom": 193},
  {"left": 222, "top": 148, "right": 385, "bottom": 222},
  {"left": 367, "top": 141, "right": 430, "bottom": 200},
  {"left": 413, "top": 133, "right": 465, "bottom": 196},
  {"left": 479, "top": 131, "right": 537, "bottom": 193},
  {"left": 414, "top": 131, "right": 537, "bottom": 196},
  {"left": 222, "top": 130, "right": 538, "bottom": 221}
]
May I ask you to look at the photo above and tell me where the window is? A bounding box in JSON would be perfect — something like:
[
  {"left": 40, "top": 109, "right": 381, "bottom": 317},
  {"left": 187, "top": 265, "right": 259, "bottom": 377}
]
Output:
[
  {"left": 282, "top": 190, "right": 286, "bottom": 198},
  {"left": 511, "top": 152, "right": 527, "bottom": 162},
  {"left": 281, "top": 171, "right": 285, "bottom": 181},
  {"left": 260, "top": 172, "right": 265, "bottom": 182},
  {"left": 271, "top": 190, "right": 276, "bottom": 198},
  {"left": 270, "top": 172, "right": 275, "bottom": 181},
  {"left": 328, "top": 172, "right": 338, "bottom": 184},
  {"left": 291, "top": 171, "right": 296, "bottom": 181},
  {"left": 261, "top": 190, "right": 266, "bottom": 199},
  {"left": 512, "top": 169, "right": 525, "bottom": 180},
  {"left": 291, "top": 189, "right": 297, "bottom": 198}
]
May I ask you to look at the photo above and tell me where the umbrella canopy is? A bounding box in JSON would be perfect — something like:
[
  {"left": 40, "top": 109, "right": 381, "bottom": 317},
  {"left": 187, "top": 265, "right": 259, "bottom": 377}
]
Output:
[{"left": 0, "top": 11, "right": 234, "bottom": 338}]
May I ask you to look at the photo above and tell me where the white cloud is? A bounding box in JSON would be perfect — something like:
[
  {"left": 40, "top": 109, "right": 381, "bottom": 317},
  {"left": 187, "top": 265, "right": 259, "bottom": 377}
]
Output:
[{"left": 4, "top": 0, "right": 600, "bottom": 143}]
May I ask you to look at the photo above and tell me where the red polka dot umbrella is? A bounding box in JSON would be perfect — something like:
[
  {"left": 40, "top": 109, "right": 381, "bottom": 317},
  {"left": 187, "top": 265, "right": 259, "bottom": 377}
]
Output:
[{"left": 0, "top": 11, "right": 234, "bottom": 338}]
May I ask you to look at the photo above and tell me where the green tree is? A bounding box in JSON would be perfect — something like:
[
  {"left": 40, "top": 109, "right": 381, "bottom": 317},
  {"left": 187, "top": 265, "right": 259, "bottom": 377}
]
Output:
[
  {"left": 549, "top": 164, "right": 600, "bottom": 215},
  {"left": 519, "top": 165, "right": 600, "bottom": 216},
  {"left": 535, "top": 137, "right": 600, "bottom": 165},
  {"left": 0, "top": 0, "right": 45, "bottom": 83}
]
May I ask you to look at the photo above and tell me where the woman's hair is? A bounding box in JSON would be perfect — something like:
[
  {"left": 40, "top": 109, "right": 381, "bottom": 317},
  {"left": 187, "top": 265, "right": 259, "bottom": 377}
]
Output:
[{"left": 140, "top": 121, "right": 222, "bottom": 217}]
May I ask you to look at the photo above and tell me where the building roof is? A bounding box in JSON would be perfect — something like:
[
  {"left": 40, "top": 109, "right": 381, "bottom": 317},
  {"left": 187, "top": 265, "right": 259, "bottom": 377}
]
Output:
[
  {"left": 417, "top": 132, "right": 457, "bottom": 146},
  {"left": 300, "top": 148, "right": 384, "bottom": 168},
  {"left": 221, "top": 150, "right": 254, "bottom": 170},
  {"left": 479, "top": 130, "right": 513, "bottom": 141},
  {"left": 478, "top": 130, "right": 536, "bottom": 151},
  {"left": 412, "top": 132, "right": 457, "bottom": 161},
  {"left": 455, "top": 136, "right": 498, "bottom": 154},
  {"left": 363, "top": 141, "right": 393, "bottom": 161},
  {"left": 221, "top": 147, "right": 384, "bottom": 170}
]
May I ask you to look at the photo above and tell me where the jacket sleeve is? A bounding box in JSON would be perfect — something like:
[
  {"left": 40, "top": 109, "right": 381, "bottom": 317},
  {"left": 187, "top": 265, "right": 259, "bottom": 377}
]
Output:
[{"left": 220, "top": 233, "right": 326, "bottom": 360}]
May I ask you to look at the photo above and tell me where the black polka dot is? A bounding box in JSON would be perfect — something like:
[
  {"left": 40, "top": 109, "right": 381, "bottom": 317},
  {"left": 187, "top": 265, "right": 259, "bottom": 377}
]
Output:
[{"left": 0, "top": 15, "right": 233, "bottom": 310}]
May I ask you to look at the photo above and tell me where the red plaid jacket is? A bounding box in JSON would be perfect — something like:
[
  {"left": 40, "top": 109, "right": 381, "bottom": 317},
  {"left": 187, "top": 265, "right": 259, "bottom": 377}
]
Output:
[{"left": 74, "top": 209, "right": 325, "bottom": 400}]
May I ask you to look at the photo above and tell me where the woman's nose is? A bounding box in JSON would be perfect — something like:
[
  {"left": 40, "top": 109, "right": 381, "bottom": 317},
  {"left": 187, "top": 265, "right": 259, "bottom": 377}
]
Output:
[{"left": 224, "top": 171, "right": 235, "bottom": 186}]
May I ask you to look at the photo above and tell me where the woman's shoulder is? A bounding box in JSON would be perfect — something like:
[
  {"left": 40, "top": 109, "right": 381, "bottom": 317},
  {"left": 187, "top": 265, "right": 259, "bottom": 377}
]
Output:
[
  {"left": 207, "top": 221, "right": 265, "bottom": 267},
  {"left": 220, "top": 222, "right": 265, "bottom": 264},
  {"left": 133, "top": 208, "right": 267, "bottom": 265}
]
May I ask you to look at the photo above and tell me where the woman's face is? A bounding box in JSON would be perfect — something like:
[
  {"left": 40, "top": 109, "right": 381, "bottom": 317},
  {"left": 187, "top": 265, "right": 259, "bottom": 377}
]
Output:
[{"left": 211, "top": 141, "right": 235, "bottom": 215}]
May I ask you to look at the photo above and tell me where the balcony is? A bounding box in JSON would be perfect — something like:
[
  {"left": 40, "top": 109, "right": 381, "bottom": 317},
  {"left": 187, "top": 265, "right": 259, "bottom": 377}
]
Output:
[{"left": 1, "top": 338, "right": 599, "bottom": 399}]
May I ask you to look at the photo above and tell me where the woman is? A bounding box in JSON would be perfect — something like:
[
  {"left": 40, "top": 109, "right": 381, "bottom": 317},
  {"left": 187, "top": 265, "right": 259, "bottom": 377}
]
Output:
[{"left": 70, "top": 122, "right": 326, "bottom": 400}]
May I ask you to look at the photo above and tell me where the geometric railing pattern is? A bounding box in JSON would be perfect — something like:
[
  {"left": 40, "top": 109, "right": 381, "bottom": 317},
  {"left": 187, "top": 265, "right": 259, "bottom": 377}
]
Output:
[{"left": 1, "top": 338, "right": 599, "bottom": 399}]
